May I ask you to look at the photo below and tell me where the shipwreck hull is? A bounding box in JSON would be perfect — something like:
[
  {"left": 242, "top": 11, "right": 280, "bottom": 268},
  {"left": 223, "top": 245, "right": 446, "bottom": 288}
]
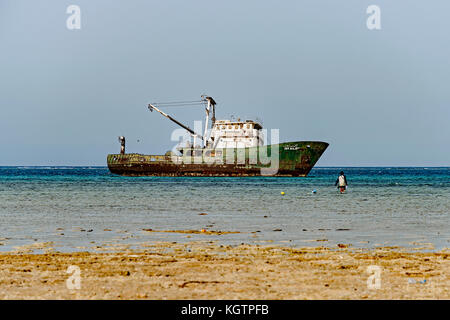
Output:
[{"left": 107, "top": 141, "right": 328, "bottom": 177}]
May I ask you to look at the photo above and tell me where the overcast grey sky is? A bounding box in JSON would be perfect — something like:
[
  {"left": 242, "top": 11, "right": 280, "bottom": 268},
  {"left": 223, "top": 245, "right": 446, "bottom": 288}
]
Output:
[{"left": 1, "top": 0, "right": 449, "bottom": 166}]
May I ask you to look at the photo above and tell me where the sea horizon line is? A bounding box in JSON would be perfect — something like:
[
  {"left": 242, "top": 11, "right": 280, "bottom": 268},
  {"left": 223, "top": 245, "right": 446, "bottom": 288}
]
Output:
[{"left": 0, "top": 165, "right": 449, "bottom": 169}]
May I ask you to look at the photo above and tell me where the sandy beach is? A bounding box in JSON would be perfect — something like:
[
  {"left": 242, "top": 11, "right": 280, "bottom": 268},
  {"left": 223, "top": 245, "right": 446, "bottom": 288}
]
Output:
[{"left": 0, "top": 241, "right": 448, "bottom": 300}]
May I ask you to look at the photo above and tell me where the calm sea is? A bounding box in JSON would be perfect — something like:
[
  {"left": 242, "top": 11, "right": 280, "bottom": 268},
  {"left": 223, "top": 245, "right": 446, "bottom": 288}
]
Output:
[{"left": 0, "top": 167, "right": 448, "bottom": 252}]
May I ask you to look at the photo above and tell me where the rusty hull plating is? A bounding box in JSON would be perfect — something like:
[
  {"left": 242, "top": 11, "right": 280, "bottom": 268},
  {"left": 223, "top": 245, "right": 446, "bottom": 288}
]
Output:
[{"left": 107, "top": 141, "right": 329, "bottom": 177}]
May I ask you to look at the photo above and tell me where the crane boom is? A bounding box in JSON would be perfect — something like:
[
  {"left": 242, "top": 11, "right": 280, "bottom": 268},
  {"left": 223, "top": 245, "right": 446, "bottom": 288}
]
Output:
[{"left": 148, "top": 104, "right": 204, "bottom": 140}]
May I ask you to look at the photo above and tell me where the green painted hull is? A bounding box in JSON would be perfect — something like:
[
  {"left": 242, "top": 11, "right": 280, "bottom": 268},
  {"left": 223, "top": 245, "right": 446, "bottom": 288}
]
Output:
[{"left": 107, "top": 141, "right": 328, "bottom": 177}]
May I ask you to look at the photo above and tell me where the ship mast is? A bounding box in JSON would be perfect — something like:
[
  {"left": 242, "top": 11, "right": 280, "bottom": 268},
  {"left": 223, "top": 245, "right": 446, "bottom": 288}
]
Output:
[{"left": 201, "top": 96, "right": 217, "bottom": 147}]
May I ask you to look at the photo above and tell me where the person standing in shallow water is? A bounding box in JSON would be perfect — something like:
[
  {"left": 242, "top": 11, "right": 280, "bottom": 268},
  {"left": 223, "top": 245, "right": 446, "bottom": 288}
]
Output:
[{"left": 335, "top": 171, "right": 348, "bottom": 193}]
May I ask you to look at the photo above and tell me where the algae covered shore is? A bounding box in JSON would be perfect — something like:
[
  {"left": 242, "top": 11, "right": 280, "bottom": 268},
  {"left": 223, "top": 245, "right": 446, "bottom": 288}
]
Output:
[{"left": 0, "top": 241, "right": 448, "bottom": 300}]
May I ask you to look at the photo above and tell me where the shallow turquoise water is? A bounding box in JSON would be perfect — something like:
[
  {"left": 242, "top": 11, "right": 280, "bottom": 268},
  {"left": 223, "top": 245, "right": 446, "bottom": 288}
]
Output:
[{"left": 0, "top": 167, "right": 448, "bottom": 252}]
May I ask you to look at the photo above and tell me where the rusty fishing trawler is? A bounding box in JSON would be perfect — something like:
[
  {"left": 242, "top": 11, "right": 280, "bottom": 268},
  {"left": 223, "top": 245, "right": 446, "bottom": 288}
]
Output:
[{"left": 107, "top": 95, "right": 328, "bottom": 176}]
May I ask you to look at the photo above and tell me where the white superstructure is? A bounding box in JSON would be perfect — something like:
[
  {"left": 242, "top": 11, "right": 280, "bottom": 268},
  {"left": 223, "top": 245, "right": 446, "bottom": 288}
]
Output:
[
  {"left": 209, "top": 119, "right": 264, "bottom": 149},
  {"left": 148, "top": 95, "right": 265, "bottom": 151}
]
